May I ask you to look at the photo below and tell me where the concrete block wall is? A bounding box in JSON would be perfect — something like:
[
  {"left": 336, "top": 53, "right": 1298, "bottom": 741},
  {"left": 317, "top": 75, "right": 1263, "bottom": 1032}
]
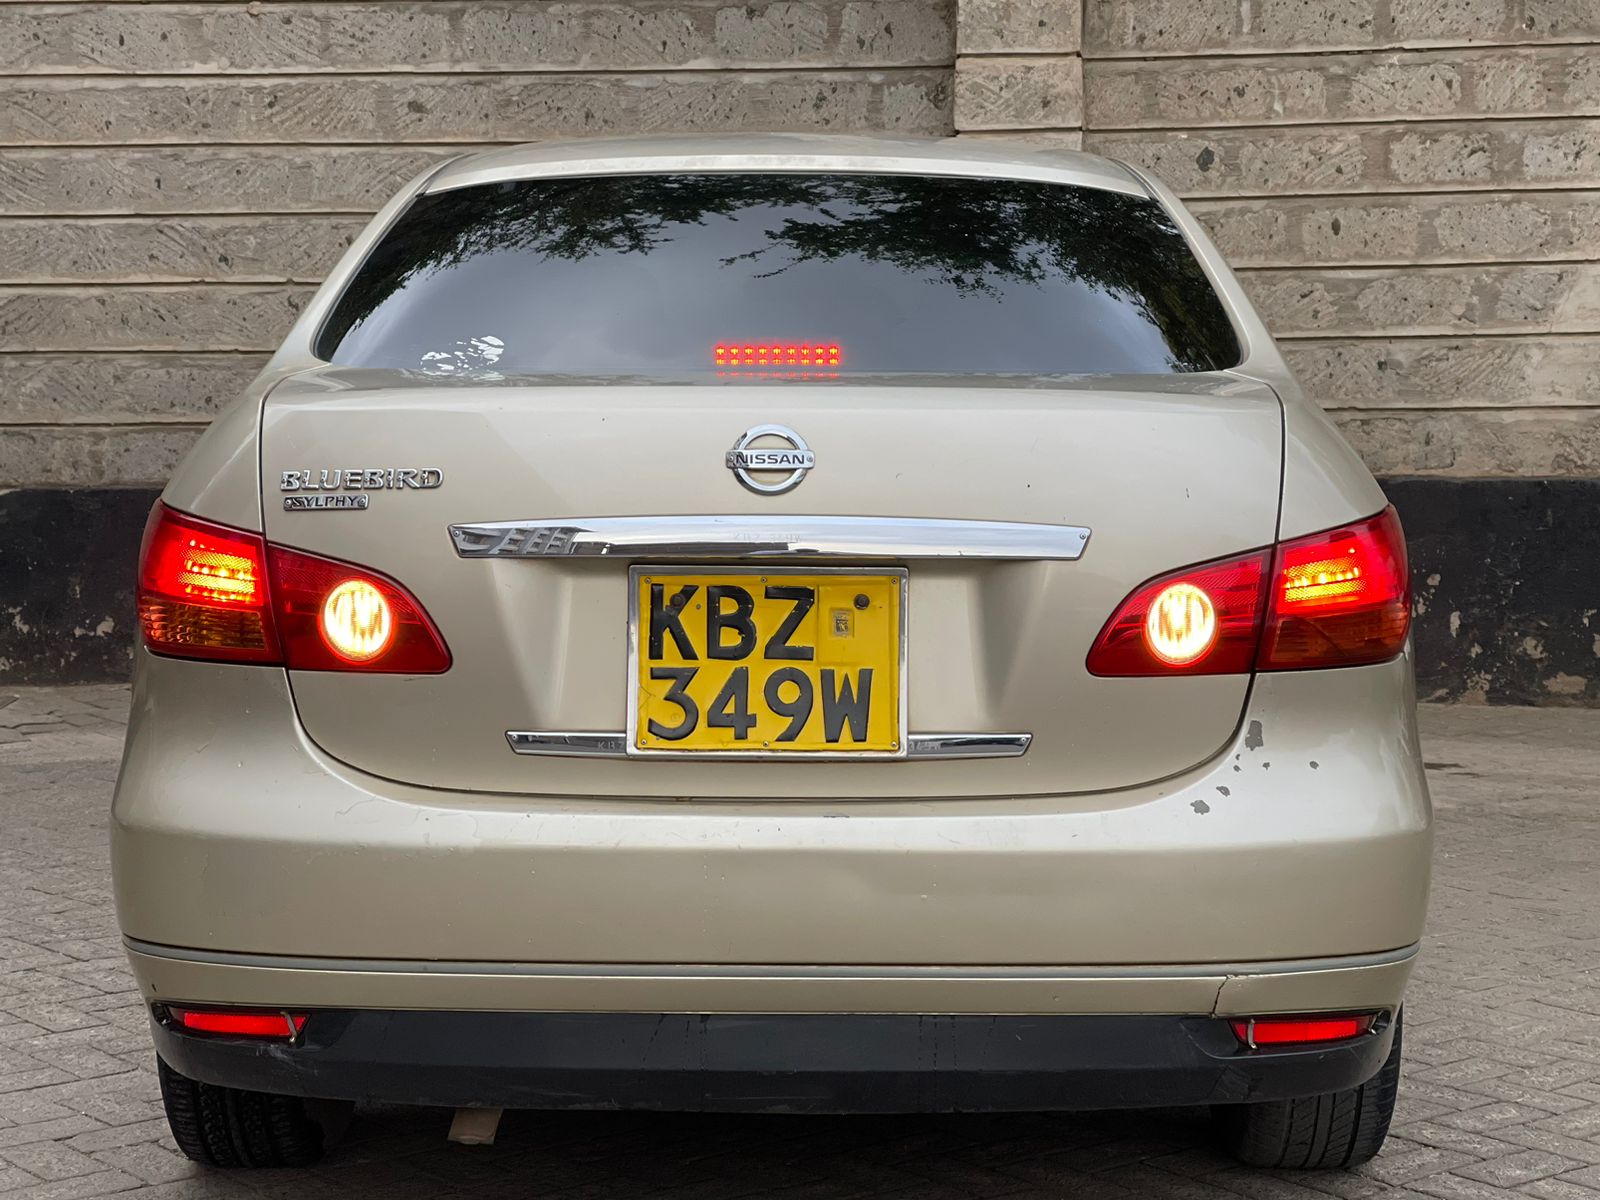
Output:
[
  {"left": 0, "top": 0, "right": 956, "bottom": 489},
  {"left": 954, "top": 0, "right": 1082, "bottom": 144},
  {"left": 956, "top": 0, "right": 1600, "bottom": 479},
  {"left": 949, "top": 0, "right": 1600, "bottom": 704},
  {"left": 7, "top": 2, "right": 1594, "bottom": 486},
  {"left": 2, "top": 0, "right": 1596, "bottom": 700}
]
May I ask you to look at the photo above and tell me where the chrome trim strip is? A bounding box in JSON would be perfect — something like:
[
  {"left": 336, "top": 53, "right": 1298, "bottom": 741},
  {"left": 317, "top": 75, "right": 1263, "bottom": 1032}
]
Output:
[
  {"left": 124, "top": 937, "right": 1421, "bottom": 980},
  {"left": 506, "top": 731, "right": 630, "bottom": 757},
  {"left": 505, "top": 731, "right": 1030, "bottom": 760},
  {"left": 450, "top": 515, "right": 1091, "bottom": 562},
  {"left": 907, "top": 733, "right": 1031, "bottom": 759}
]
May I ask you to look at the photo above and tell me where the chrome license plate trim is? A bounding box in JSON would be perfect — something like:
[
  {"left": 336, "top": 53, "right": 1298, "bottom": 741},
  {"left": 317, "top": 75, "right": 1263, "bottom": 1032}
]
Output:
[{"left": 505, "top": 730, "right": 1031, "bottom": 760}]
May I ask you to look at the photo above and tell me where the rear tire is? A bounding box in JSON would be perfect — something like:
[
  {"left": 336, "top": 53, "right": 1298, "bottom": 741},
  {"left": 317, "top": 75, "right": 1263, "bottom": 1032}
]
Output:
[
  {"left": 157, "top": 1055, "right": 330, "bottom": 1168},
  {"left": 1213, "top": 1012, "right": 1402, "bottom": 1169}
]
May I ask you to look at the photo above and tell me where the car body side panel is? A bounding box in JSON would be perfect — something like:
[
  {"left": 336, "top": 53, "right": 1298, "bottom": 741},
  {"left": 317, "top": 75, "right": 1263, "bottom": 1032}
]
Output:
[
  {"left": 1274, "top": 376, "right": 1392, "bottom": 542},
  {"left": 159, "top": 387, "right": 268, "bottom": 533}
]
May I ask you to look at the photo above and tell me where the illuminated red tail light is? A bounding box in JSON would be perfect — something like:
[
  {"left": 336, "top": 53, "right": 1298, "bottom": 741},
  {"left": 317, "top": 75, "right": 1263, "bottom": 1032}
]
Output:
[
  {"left": 268, "top": 544, "right": 451, "bottom": 673},
  {"left": 137, "top": 502, "right": 449, "bottom": 673},
  {"left": 166, "top": 1007, "right": 309, "bottom": 1039},
  {"left": 138, "top": 505, "right": 280, "bottom": 663},
  {"left": 1259, "top": 506, "right": 1411, "bottom": 670},
  {"left": 1230, "top": 1013, "right": 1376, "bottom": 1048},
  {"left": 1086, "top": 550, "right": 1269, "bottom": 676},
  {"left": 1087, "top": 507, "right": 1410, "bottom": 676}
]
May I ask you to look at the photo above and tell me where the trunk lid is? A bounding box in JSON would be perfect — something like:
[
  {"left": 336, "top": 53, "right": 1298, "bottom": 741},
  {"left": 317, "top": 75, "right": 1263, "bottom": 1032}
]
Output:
[{"left": 261, "top": 367, "right": 1282, "bottom": 799}]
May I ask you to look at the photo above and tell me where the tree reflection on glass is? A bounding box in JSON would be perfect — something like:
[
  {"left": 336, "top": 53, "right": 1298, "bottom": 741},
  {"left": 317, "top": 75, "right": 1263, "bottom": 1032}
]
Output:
[{"left": 321, "top": 174, "right": 1238, "bottom": 374}]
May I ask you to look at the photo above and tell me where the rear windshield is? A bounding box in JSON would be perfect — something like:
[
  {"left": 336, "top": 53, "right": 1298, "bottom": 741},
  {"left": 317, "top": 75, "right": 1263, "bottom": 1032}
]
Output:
[{"left": 317, "top": 173, "right": 1240, "bottom": 376}]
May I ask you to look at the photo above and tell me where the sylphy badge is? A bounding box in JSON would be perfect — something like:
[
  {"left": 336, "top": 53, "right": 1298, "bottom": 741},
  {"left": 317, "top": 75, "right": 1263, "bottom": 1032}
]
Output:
[{"left": 280, "top": 467, "right": 442, "bottom": 511}]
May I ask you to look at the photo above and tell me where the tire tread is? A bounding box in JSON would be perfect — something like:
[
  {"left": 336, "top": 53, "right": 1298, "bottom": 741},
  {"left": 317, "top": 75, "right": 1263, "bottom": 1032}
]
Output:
[
  {"left": 1215, "top": 1013, "right": 1403, "bottom": 1170},
  {"left": 158, "top": 1056, "right": 324, "bottom": 1168}
]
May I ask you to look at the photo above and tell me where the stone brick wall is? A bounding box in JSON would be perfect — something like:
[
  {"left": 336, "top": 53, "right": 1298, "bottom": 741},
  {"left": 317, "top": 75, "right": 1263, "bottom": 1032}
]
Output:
[
  {"left": 5, "top": 0, "right": 1596, "bottom": 487},
  {"left": 3, "top": 0, "right": 1597, "bottom": 696},
  {"left": 3, "top": 2, "right": 1597, "bottom": 487},
  {"left": 956, "top": 0, "right": 1600, "bottom": 479},
  {"left": 0, "top": 0, "right": 955, "bottom": 489}
]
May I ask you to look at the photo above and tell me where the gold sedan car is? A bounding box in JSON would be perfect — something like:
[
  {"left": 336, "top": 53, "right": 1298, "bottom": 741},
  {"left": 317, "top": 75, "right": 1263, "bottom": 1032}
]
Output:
[{"left": 113, "top": 134, "right": 1431, "bottom": 1171}]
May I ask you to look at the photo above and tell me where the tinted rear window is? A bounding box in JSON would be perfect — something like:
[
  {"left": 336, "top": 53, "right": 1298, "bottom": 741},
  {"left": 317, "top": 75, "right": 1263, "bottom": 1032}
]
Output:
[{"left": 317, "top": 173, "right": 1240, "bottom": 376}]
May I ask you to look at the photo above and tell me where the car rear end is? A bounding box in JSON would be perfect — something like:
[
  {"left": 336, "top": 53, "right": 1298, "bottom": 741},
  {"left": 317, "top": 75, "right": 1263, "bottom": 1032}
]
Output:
[{"left": 110, "top": 136, "right": 1430, "bottom": 1167}]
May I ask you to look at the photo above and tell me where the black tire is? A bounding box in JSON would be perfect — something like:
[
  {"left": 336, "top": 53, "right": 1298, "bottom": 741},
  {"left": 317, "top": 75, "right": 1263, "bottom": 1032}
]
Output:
[
  {"left": 157, "top": 1055, "right": 328, "bottom": 1168},
  {"left": 1213, "top": 1013, "right": 1403, "bottom": 1169}
]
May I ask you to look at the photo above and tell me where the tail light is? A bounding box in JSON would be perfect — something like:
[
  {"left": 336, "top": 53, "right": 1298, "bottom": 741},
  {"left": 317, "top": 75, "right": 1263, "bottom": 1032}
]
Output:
[
  {"left": 1085, "top": 550, "right": 1269, "bottom": 676},
  {"left": 268, "top": 543, "right": 452, "bottom": 672},
  {"left": 1259, "top": 506, "right": 1411, "bottom": 670},
  {"left": 1087, "top": 506, "right": 1410, "bottom": 676},
  {"left": 137, "top": 506, "right": 280, "bottom": 663},
  {"left": 138, "top": 502, "right": 450, "bottom": 673}
]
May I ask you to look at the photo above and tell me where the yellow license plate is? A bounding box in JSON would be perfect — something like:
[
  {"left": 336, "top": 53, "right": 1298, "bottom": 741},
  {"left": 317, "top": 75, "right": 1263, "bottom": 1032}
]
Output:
[{"left": 629, "top": 567, "right": 906, "bottom": 756}]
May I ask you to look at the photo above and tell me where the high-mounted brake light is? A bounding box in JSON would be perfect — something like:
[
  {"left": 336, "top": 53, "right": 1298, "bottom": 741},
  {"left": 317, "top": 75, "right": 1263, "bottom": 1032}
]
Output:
[
  {"left": 714, "top": 343, "right": 842, "bottom": 367},
  {"left": 166, "top": 1007, "right": 308, "bottom": 1040},
  {"left": 1230, "top": 1013, "right": 1377, "bottom": 1048},
  {"left": 137, "top": 502, "right": 450, "bottom": 672},
  {"left": 1086, "top": 507, "right": 1410, "bottom": 676}
]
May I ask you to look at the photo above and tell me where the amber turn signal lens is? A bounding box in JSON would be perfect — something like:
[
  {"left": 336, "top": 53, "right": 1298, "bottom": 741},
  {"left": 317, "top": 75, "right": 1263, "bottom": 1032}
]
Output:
[
  {"left": 1143, "top": 582, "right": 1219, "bottom": 666},
  {"left": 319, "top": 578, "right": 394, "bottom": 662}
]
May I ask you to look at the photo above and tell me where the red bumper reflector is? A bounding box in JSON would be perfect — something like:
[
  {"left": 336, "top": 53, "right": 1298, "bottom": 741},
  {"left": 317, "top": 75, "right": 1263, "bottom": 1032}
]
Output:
[
  {"left": 167, "top": 1008, "right": 308, "bottom": 1039},
  {"left": 1230, "top": 1013, "right": 1376, "bottom": 1048}
]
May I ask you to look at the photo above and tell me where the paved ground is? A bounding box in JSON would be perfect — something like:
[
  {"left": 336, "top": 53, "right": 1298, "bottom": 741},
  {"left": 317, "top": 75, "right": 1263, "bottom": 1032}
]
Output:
[{"left": 1, "top": 686, "right": 1598, "bottom": 1199}]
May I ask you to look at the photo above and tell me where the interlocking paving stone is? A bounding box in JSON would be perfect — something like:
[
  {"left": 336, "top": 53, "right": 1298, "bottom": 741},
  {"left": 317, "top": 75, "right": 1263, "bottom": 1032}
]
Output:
[{"left": 0, "top": 686, "right": 1598, "bottom": 1197}]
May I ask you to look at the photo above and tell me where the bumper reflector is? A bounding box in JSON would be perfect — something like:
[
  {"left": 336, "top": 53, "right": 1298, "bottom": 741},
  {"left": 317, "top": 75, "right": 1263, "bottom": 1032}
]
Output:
[
  {"left": 1230, "top": 1013, "right": 1376, "bottom": 1049},
  {"left": 166, "top": 1007, "right": 308, "bottom": 1040}
]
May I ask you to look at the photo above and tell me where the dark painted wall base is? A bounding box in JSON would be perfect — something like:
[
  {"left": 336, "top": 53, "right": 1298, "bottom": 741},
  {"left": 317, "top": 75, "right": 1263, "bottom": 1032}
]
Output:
[
  {"left": 2, "top": 481, "right": 1597, "bottom": 704},
  {"left": 1, "top": 487, "right": 160, "bottom": 686},
  {"left": 1385, "top": 477, "right": 1599, "bottom": 707}
]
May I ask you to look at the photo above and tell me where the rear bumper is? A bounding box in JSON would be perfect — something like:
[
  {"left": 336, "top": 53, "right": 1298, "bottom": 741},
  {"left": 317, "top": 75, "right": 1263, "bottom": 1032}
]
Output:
[
  {"left": 112, "top": 653, "right": 1433, "bottom": 971},
  {"left": 151, "top": 1008, "right": 1399, "bottom": 1113}
]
